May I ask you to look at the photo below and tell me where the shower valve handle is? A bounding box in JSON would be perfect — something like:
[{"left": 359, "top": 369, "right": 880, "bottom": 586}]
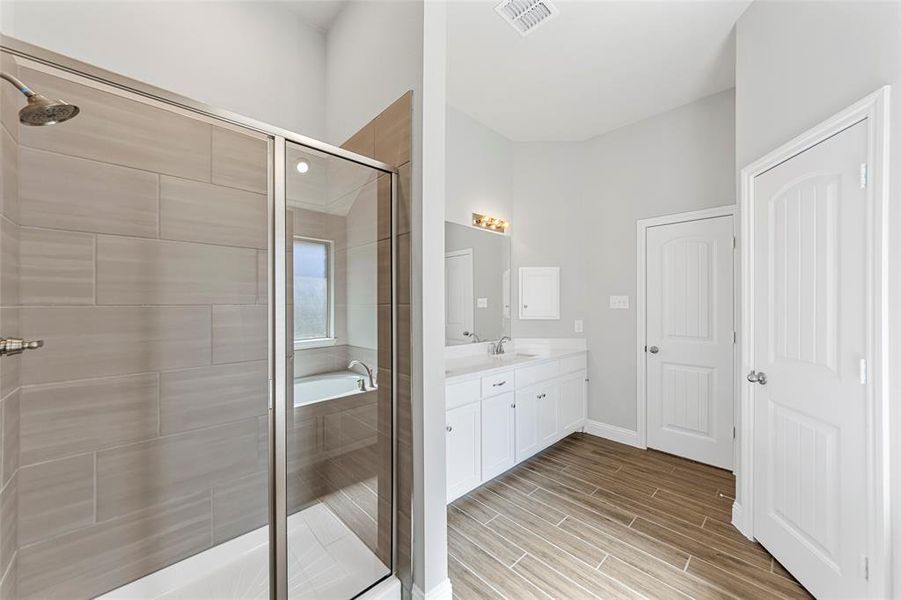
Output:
[{"left": 0, "top": 337, "right": 44, "bottom": 356}]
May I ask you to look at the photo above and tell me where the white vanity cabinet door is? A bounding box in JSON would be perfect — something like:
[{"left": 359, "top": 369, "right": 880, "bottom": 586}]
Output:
[
  {"left": 481, "top": 392, "right": 516, "bottom": 480},
  {"left": 518, "top": 267, "right": 560, "bottom": 319},
  {"left": 537, "top": 382, "right": 560, "bottom": 449},
  {"left": 514, "top": 386, "right": 540, "bottom": 462},
  {"left": 446, "top": 402, "right": 481, "bottom": 502},
  {"left": 558, "top": 370, "right": 586, "bottom": 436}
]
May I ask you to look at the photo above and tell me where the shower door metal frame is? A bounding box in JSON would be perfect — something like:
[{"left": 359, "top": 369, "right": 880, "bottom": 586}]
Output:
[{"left": 0, "top": 36, "right": 400, "bottom": 600}]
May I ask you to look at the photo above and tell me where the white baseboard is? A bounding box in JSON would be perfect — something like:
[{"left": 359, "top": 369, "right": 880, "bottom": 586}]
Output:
[
  {"left": 412, "top": 578, "right": 452, "bottom": 600},
  {"left": 731, "top": 501, "right": 754, "bottom": 541},
  {"left": 583, "top": 420, "right": 644, "bottom": 448}
]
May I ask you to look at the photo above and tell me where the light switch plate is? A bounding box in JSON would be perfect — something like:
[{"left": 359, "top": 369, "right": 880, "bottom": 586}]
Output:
[
  {"left": 609, "top": 295, "right": 630, "bottom": 310},
  {"left": 477, "top": 298, "right": 488, "bottom": 308},
  {"left": 574, "top": 319, "right": 583, "bottom": 333}
]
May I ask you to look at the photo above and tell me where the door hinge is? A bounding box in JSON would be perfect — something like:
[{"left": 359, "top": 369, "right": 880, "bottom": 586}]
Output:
[
  {"left": 732, "top": 236, "right": 736, "bottom": 249},
  {"left": 732, "top": 426, "right": 736, "bottom": 439},
  {"left": 644, "top": 345, "right": 647, "bottom": 352},
  {"left": 733, "top": 331, "right": 737, "bottom": 344},
  {"left": 859, "top": 358, "right": 868, "bottom": 385},
  {"left": 860, "top": 554, "right": 869, "bottom": 581},
  {"left": 860, "top": 163, "right": 868, "bottom": 189}
]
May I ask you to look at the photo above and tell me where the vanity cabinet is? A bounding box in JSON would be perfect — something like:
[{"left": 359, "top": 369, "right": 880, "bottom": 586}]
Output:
[
  {"left": 446, "top": 401, "right": 481, "bottom": 502},
  {"left": 446, "top": 351, "right": 587, "bottom": 503},
  {"left": 481, "top": 391, "right": 516, "bottom": 480}
]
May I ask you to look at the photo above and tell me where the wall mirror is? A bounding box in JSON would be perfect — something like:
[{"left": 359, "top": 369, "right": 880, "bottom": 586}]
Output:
[{"left": 444, "top": 221, "right": 511, "bottom": 346}]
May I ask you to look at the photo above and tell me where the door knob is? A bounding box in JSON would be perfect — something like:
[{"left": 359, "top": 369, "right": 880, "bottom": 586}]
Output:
[
  {"left": 0, "top": 338, "right": 43, "bottom": 356},
  {"left": 648, "top": 346, "right": 659, "bottom": 354},
  {"left": 446, "top": 425, "right": 453, "bottom": 432},
  {"left": 747, "top": 370, "right": 767, "bottom": 385}
]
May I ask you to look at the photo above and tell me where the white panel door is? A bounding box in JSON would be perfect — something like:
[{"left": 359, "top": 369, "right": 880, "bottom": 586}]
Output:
[
  {"left": 558, "top": 370, "right": 586, "bottom": 435},
  {"left": 514, "top": 386, "right": 539, "bottom": 462},
  {"left": 445, "top": 249, "right": 473, "bottom": 342},
  {"left": 446, "top": 402, "right": 481, "bottom": 502},
  {"left": 646, "top": 215, "right": 734, "bottom": 469},
  {"left": 537, "top": 383, "right": 559, "bottom": 449},
  {"left": 481, "top": 392, "right": 516, "bottom": 480},
  {"left": 751, "top": 119, "right": 869, "bottom": 598}
]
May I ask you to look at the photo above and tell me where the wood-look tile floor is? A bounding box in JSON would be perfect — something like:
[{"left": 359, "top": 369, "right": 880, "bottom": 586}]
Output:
[{"left": 447, "top": 433, "right": 812, "bottom": 600}]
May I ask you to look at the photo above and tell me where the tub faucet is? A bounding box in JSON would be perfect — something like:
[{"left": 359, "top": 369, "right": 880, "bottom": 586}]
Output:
[
  {"left": 463, "top": 331, "right": 481, "bottom": 343},
  {"left": 490, "top": 336, "right": 512, "bottom": 355},
  {"left": 348, "top": 360, "right": 375, "bottom": 389}
]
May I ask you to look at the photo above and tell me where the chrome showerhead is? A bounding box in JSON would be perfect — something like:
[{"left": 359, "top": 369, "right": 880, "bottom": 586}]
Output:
[
  {"left": 18, "top": 93, "right": 80, "bottom": 126},
  {"left": 1, "top": 71, "right": 80, "bottom": 126}
]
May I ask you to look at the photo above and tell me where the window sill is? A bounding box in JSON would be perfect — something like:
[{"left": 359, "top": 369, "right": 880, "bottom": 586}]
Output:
[{"left": 294, "top": 337, "right": 338, "bottom": 351}]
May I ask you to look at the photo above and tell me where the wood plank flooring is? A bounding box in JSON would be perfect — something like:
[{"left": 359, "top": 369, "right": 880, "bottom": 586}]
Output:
[{"left": 447, "top": 433, "right": 812, "bottom": 600}]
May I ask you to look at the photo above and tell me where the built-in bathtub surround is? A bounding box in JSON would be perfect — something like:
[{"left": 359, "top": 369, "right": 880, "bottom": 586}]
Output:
[{"left": 2, "top": 56, "right": 271, "bottom": 600}]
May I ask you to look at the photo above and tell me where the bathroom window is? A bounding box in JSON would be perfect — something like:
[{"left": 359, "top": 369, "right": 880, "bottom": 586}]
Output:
[{"left": 293, "top": 236, "right": 335, "bottom": 348}]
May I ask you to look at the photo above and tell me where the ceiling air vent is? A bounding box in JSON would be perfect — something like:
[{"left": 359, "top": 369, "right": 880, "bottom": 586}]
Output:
[{"left": 495, "top": 0, "right": 559, "bottom": 36}]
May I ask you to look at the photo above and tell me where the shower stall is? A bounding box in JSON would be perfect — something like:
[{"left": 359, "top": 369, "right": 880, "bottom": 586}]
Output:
[{"left": 0, "top": 38, "right": 408, "bottom": 600}]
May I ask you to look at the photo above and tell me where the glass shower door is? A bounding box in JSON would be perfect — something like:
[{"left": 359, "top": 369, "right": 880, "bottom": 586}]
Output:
[
  {"left": 0, "top": 49, "right": 272, "bottom": 599},
  {"left": 279, "top": 140, "right": 393, "bottom": 598}
]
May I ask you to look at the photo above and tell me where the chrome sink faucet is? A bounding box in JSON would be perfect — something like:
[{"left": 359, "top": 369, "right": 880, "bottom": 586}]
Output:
[
  {"left": 489, "top": 336, "right": 512, "bottom": 356},
  {"left": 348, "top": 360, "right": 376, "bottom": 389}
]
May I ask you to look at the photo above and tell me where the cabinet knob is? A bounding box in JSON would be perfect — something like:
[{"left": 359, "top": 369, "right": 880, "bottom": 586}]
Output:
[
  {"left": 510, "top": 403, "right": 516, "bottom": 408},
  {"left": 446, "top": 425, "right": 453, "bottom": 432}
]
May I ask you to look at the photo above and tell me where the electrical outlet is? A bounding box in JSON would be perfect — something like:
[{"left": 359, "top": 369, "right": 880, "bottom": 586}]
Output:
[
  {"left": 574, "top": 319, "right": 583, "bottom": 333},
  {"left": 476, "top": 297, "right": 488, "bottom": 308},
  {"left": 609, "top": 295, "right": 630, "bottom": 310}
]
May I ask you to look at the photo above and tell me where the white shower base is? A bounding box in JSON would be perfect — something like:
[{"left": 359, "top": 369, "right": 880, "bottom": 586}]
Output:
[{"left": 98, "top": 502, "right": 390, "bottom": 600}]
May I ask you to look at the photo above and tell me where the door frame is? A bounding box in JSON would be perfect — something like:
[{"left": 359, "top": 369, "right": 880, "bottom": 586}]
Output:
[
  {"left": 635, "top": 204, "right": 738, "bottom": 453},
  {"left": 736, "top": 87, "right": 891, "bottom": 596}
]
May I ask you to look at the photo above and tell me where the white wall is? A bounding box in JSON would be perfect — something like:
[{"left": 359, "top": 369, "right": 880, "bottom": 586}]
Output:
[
  {"left": 735, "top": 2, "right": 900, "bottom": 592},
  {"left": 324, "top": 0, "right": 423, "bottom": 145},
  {"left": 0, "top": 1, "right": 327, "bottom": 138},
  {"left": 511, "top": 89, "right": 736, "bottom": 430},
  {"left": 445, "top": 106, "right": 513, "bottom": 227}
]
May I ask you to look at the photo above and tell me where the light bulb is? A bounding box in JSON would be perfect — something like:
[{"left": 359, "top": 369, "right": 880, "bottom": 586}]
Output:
[{"left": 295, "top": 160, "right": 310, "bottom": 174}]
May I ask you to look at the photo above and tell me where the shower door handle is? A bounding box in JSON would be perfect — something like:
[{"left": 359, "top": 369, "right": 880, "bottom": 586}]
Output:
[{"left": 0, "top": 337, "right": 43, "bottom": 356}]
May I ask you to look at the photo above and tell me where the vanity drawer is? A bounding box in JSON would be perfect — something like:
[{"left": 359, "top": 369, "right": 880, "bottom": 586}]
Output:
[
  {"left": 559, "top": 353, "right": 587, "bottom": 375},
  {"left": 515, "top": 360, "right": 559, "bottom": 388},
  {"left": 481, "top": 370, "right": 514, "bottom": 397},
  {"left": 446, "top": 379, "right": 480, "bottom": 410}
]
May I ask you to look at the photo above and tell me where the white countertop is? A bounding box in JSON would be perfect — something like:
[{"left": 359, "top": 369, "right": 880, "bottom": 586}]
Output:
[{"left": 445, "top": 339, "right": 587, "bottom": 383}]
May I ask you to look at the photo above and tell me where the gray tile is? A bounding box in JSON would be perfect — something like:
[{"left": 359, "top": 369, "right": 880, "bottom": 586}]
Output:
[
  {"left": 0, "top": 551, "right": 16, "bottom": 600},
  {"left": 0, "top": 216, "right": 19, "bottom": 308},
  {"left": 211, "top": 470, "right": 268, "bottom": 544},
  {"left": 0, "top": 471, "right": 15, "bottom": 580},
  {"left": 257, "top": 249, "right": 268, "bottom": 304},
  {"left": 212, "top": 305, "right": 267, "bottom": 364},
  {"left": 18, "top": 453, "right": 94, "bottom": 545},
  {"left": 96, "top": 235, "right": 257, "bottom": 305},
  {"left": 211, "top": 128, "right": 268, "bottom": 194},
  {"left": 19, "top": 373, "right": 159, "bottom": 466},
  {"left": 19, "top": 227, "right": 94, "bottom": 305},
  {"left": 18, "top": 66, "right": 211, "bottom": 181},
  {"left": 19, "top": 147, "right": 158, "bottom": 237},
  {"left": 160, "top": 176, "right": 267, "bottom": 249},
  {"left": 0, "top": 52, "right": 19, "bottom": 143},
  {"left": 17, "top": 491, "right": 211, "bottom": 600},
  {"left": 20, "top": 306, "right": 211, "bottom": 384},
  {"left": 1, "top": 390, "right": 18, "bottom": 488},
  {"left": 160, "top": 360, "right": 267, "bottom": 434},
  {"left": 1, "top": 126, "right": 18, "bottom": 223},
  {"left": 96, "top": 418, "right": 259, "bottom": 520}
]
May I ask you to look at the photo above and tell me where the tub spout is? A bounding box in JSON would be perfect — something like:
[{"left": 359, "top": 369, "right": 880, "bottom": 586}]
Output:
[{"left": 348, "top": 360, "right": 376, "bottom": 389}]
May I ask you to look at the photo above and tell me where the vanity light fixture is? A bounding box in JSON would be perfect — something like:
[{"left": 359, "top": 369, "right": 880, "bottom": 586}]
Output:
[{"left": 472, "top": 212, "right": 510, "bottom": 233}]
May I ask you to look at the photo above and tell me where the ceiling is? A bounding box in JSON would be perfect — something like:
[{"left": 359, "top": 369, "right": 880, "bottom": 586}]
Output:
[
  {"left": 447, "top": 0, "right": 751, "bottom": 142},
  {"left": 282, "top": 0, "right": 349, "bottom": 32}
]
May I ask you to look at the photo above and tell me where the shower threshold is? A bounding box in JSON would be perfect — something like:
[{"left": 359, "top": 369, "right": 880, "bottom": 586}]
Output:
[{"left": 97, "top": 501, "right": 389, "bottom": 600}]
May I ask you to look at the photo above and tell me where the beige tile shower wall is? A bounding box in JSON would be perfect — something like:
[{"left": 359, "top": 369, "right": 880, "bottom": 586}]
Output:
[
  {"left": 7, "top": 62, "right": 271, "bottom": 600},
  {"left": 0, "top": 48, "right": 21, "bottom": 598}
]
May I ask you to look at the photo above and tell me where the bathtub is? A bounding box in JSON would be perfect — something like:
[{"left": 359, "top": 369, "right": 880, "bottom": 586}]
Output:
[{"left": 293, "top": 370, "right": 375, "bottom": 407}]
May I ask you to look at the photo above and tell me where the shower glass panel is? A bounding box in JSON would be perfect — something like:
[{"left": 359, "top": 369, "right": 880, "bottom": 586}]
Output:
[
  {"left": 1, "top": 50, "right": 272, "bottom": 599},
  {"left": 283, "top": 141, "right": 393, "bottom": 598}
]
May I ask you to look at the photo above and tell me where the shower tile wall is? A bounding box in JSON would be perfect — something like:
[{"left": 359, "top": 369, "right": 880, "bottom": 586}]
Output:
[
  {"left": 0, "top": 47, "right": 21, "bottom": 600},
  {"left": 1, "top": 61, "right": 271, "bottom": 600}
]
